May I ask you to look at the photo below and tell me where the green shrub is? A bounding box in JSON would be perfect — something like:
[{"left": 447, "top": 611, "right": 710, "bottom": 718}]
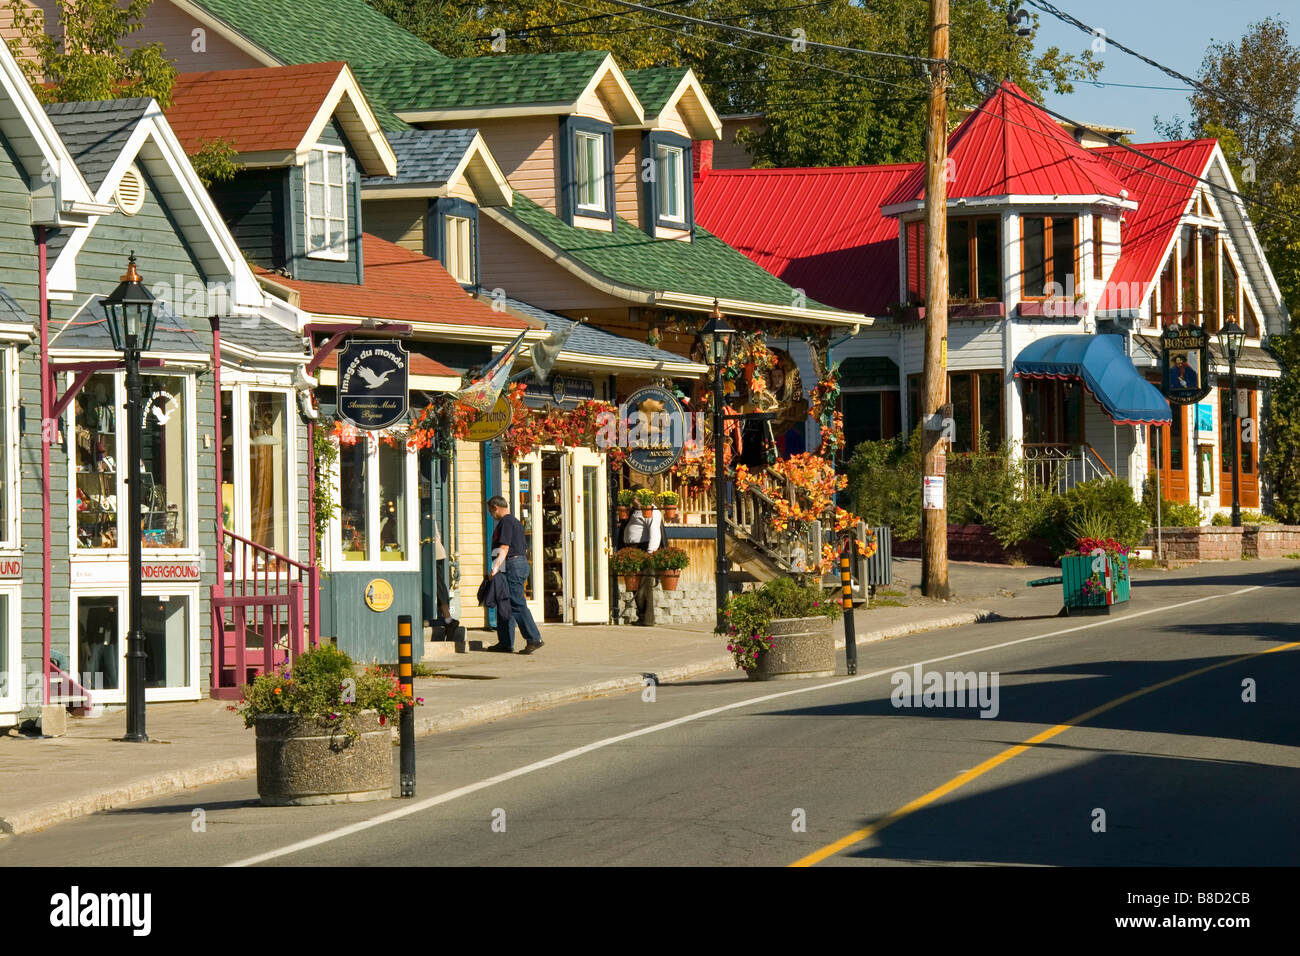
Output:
[
  {"left": 1044, "top": 478, "right": 1147, "bottom": 555},
  {"left": 1210, "top": 510, "right": 1266, "bottom": 526},
  {"left": 1140, "top": 476, "right": 1204, "bottom": 527},
  {"left": 846, "top": 430, "right": 920, "bottom": 542}
]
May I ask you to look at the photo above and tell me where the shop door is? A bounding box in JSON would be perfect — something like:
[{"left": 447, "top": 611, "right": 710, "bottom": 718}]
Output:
[
  {"left": 509, "top": 455, "right": 545, "bottom": 622},
  {"left": 1152, "top": 404, "right": 1190, "bottom": 502},
  {"left": 568, "top": 448, "right": 609, "bottom": 623},
  {"left": 1220, "top": 387, "right": 1261, "bottom": 509}
]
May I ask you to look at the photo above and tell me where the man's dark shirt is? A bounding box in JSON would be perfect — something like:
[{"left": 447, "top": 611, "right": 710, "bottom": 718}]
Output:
[{"left": 492, "top": 512, "right": 527, "bottom": 559}]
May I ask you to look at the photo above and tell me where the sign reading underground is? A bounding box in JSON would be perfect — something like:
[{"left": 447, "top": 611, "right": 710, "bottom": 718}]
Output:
[
  {"left": 337, "top": 340, "right": 409, "bottom": 429},
  {"left": 623, "top": 385, "right": 686, "bottom": 475}
]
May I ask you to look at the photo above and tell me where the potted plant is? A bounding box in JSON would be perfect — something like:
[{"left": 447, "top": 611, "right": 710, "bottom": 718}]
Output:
[
  {"left": 635, "top": 488, "right": 656, "bottom": 518},
  {"left": 658, "top": 489, "right": 680, "bottom": 522},
  {"left": 617, "top": 488, "right": 634, "bottom": 520},
  {"left": 652, "top": 545, "right": 689, "bottom": 590},
  {"left": 612, "top": 546, "right": 651, "bottom": 591},
  {"left": 231, "top": 643, "right": 422, "bottom": 806},
  {"left": 1060, "top": 536, "right": 1131, "bottom": 614},
  {"left": 719, "top": 577, "right": 842, "bottom": 681}
]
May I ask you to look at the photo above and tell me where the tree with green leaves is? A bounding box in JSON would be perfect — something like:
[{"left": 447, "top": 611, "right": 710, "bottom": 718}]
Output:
[
  {"left": 364, "top": 0, "right": 1099, "bottom": 167},
  {"left": 1159, "top": 18, "right": 1300, "bottom": 521}
]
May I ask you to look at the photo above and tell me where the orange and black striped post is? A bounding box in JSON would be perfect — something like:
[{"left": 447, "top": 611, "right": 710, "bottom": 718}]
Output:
[
  {"left": 840, "top": 536, "right": 857, "bottom": 675},
  {"left": 398, "top": 614, "right": 415, "bottom": 797}
]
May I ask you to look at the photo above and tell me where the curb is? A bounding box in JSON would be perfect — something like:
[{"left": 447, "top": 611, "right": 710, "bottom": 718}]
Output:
[{"left": 0, "top": 609, "right": 991, "bottom": 837}]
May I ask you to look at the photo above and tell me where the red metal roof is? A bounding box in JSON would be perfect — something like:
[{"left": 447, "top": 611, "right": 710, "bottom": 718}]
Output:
[
  {"left": 258, "top": 234, "right": 530, "bottom": 332},
  {"left": 166, "top": 62, "right": 347, "bottom": 155},
  {"left": 694, "top": 164, "right": 918, "bottom": 316},
  {"left": 885, "top": 81, "right": 1130, "bottom": 205},
  {"left": 1093, "top": 140, "right": 1217, "bottom": 312}
]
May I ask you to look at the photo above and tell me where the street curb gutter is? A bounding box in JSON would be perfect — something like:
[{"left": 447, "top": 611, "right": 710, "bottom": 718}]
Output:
[{"left": 0, "top": 609, "right": 991, "bottom": 837}]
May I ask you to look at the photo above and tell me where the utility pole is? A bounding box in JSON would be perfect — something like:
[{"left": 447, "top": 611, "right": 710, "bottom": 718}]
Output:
[{"left": 921, "top": 0, "right": 951, "bottom": 600}]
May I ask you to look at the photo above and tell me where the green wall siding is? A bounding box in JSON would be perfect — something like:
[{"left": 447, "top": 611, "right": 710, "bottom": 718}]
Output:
[
  {"left": 208, "top": 168, "right": 286, "bottom": 271},
  {"left": 0, "top": 130, "right": 37, "bottom": 317},
  {"left": 321, "top": 571, "right": 420, "bottom": 663}
]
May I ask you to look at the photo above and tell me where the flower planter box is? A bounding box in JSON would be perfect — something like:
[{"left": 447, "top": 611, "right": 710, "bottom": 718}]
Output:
[
  {"left": 1060, "top": 553, "right": 1129, "bottom": 615},
  {"left": 255, "top": 711, "right": 392, "bottom": 806},
  {"left": 748, "top": 616, "right": 836, "bottom": 681}
]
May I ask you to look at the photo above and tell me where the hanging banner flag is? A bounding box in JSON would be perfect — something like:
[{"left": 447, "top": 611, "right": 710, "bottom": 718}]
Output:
[
  {"left": 337, "top": 339, "right": 409, "bottom": 429},
  {"left": 530, "top": 319, "right": 581, "bottom": 384},
  {"left": 454, "top": 330, "right": 528, "bottom": 412}
]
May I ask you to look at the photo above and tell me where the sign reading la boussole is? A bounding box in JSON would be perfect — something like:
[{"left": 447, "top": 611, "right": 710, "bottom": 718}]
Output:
[{"left": 337, "top": 340, "right": 410, "bottom": 430}]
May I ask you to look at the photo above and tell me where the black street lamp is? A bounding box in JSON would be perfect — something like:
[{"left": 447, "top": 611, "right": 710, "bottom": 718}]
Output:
[
  {"left": 702, "top": 299, "right": 735, "bottom": 630},
  {"left": 1217, "top": 318, "right": 1246, "bottom": 528},
  {"left": 102, "top": 252, "right": 157, "bottom": 743}
]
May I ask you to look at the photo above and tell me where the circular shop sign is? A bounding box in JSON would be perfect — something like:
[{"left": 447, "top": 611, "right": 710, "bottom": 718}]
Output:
[
  {"left": 623, "top": 385, "right": 686, "bottom": 476},
  {"left": 364, "top": 579, "right": 394, "bottom": 613},
  {"left": 466, "top": 394, "right": 513, "bottom": 442}
]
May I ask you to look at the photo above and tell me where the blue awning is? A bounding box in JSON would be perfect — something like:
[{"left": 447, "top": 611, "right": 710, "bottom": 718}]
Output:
[{"left": 1013, "top": 334, "right": 1171, "bottom": 426}]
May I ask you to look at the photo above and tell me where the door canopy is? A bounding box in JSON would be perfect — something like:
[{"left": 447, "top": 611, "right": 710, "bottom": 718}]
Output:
[{"left": 1013, "top": 334, "right": 1172, "bottom": 426}]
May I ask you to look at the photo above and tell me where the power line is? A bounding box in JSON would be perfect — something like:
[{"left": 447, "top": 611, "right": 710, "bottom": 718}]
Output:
[{"left": 1024, "top": 0, "right": 1300, "bottom": 137}]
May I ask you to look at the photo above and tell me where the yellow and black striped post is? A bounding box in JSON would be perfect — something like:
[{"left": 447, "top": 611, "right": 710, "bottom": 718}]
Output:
[
  {"left": 840, "top": 537, "right": 857, "bottom": 675},
  {"left": 398, "top": 614, "right": 415, "bottom": 797}
]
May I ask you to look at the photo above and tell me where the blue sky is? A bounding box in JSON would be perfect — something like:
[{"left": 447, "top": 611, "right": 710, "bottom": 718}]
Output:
[{"left": 1030, "top": 0, "right": 1296, "bottom": 141}]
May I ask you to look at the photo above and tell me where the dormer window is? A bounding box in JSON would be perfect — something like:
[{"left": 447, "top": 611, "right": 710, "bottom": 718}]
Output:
[
  {"left": 642, "top": 131, "right": 694, "bottom": 236},
  {"left": 445, "top": 215, "right": 472, "bottom": 284},
  {"left": 305, "top": 146, "right": 348, "bottom": 260},
  {"left": 560, "top": 117, "right": 614, "bottom": 227},
  {"left": 429, "top": 198, "right": 479, "bottom": 289}
]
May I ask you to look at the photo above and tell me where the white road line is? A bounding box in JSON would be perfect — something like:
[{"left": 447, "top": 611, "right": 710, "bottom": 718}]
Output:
[{"left": 228, "top": 585, "right": 1264, "bottom": 866}]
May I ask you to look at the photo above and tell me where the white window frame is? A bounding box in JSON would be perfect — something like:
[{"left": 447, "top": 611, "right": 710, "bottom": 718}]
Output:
[
  {"left": 66, "top": 371, "right": 200, "bottom": 558},
  {"left": 0, "top": 347, "right": 18, "bottom": 548},
  {"left": 575, "top": 131, "right": 606, "bottom": 213},
  {"left": 304, "top": 145, "right": 349, "bottom": 261},
  {"left": 445, "top": 215, "right": 473, "bottom": 284},
  {"left": 221, "top": 384, "right": 299, "bottom": 579},
  {"left": 655, "top": 143, "right": 686, "bottom": 223},
  {"left": 66, "top": 585, "right": 200, "bottom": 704},
  {"left": 328, "top": 432, "right": 419, "bottom": 571},
  {"left": 0, "top": 583, "right": 21, "bottom": 714}
]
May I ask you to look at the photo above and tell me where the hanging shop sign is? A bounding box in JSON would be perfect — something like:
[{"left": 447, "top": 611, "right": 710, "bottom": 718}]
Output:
[
  {"left": 622, "top": 385, "right": 685, "bottom": 476},
  {"left": 524, "top": 376, "right": 596, "bottom": 409},
  {"left": 364, "top": 579, "right": 394, "bottom": 613},
  {"left": 466, "top": 394, "right": 513, "bottom": 442},
  {"left": 338, "top": 340, "right": 409, "bottom": 429},
  {"left": 1161, "top": 326, "right": 1211, "bottom": 406}
]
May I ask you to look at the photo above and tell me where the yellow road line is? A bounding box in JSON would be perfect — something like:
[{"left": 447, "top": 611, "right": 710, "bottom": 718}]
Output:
[{"left": 791, "top": 640, "right": 1300, "bottom": 867}]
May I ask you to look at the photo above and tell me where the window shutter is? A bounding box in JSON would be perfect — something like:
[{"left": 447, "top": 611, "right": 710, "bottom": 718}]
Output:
[{"left": 907, "top": 221, "right": 926, "bottom": 302}]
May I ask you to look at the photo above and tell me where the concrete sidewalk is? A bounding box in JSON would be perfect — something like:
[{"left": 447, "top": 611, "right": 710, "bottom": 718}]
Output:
[{"left": 0, "top": 560, "right": 1059, "bottom": 837}]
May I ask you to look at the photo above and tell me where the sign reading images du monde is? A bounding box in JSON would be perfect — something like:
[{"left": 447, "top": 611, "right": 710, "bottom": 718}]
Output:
[
  {"left": 1161, "top": 326, "right": 1212, "bottom": 406},
  {"left": 338, "top": 340, "right": 409, "bottom": 430},
  {"left": 622, "top": 385, "right": 686, "bottom": 476}
]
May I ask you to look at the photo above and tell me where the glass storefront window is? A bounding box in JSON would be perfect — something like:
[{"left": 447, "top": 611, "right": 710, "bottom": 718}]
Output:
[
  {"left": 378, "top": 442, "right": 407, "bottom": 561},
  {"left": 74, "top": 373, "right": 120, "bottom": 550},
  {"left": 249, "top": 392, "right": 290, "bottom": 559},
  {"left": 78, "top": 596, "right": 120, "bottom": 691},
  {"left": 0, "top": 593, "right": 9, "bottom": 704},
  {"left": 340, "top": 440, "right": 369, "bottom": 561},
  {"left": 140, "top": 375, "right": 188, "bottom": 549},
  {"left": 144, "top": 595, "right": 190, "bottom": 689}
]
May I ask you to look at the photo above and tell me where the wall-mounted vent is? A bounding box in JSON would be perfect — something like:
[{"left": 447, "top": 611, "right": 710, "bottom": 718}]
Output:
[{"left": 115, "top": 166, "right": 145, "bottom": 215}]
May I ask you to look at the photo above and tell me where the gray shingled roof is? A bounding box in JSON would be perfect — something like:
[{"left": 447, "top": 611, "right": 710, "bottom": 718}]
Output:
[
  {"left": 52, "top": 296, "right": 208, "bottom": 353},
  {"left": 504, "top": 297, "right": 700, "bottom": 368},
  {"left": 363, "top": 128, "right": 479, "bottom": 187},
  {"left": 44, "top": 99, "right": 153, "bottom": 193},
  {"left": 221, "top": 321, "right": 309, "bottom": 356},
  {"left": 1135, "top": 334, "right": 1283, "bottom": 375},
  {"left": 0, "top": 284, "right": 31, "bottom": 325}
]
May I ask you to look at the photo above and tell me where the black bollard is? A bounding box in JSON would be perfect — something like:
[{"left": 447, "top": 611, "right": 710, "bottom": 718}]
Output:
[
  {"left": 840, "top": 538, "right": 857, "bottom": 675},
  {"left": 398, "top": 614, "right": 415, "bottom": 797}
]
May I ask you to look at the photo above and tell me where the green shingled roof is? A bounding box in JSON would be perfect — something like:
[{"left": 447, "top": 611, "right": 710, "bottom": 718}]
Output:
[
  {"left": 188, "top": 0, "right": 444, "bottom": 67},
  {"left": 625, "top": 67, "right": 689, "bottom": 116},
  {"left": 353, "top": 51, "right": 612, "bottom": 114},
  {"left": 501, "top": 192, "right": 846, "bottom": 313}
]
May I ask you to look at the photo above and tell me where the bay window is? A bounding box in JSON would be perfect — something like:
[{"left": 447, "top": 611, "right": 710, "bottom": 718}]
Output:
[
  {"left": 1021, "top": 215, "right": 1076, "bottom": 298},
  {"left": 948, "top": 217, "right": 1001, "bottom": 301}
]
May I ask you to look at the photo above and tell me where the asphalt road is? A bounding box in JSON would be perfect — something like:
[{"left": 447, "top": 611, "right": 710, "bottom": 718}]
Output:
[{"left": 3, "top": 561, "right": 1296, "bottom": 867}]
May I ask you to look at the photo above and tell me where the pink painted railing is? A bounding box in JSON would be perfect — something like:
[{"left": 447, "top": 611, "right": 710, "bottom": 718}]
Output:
[{"left": 210, "top": 528, "right": 318, "bottom": 700}]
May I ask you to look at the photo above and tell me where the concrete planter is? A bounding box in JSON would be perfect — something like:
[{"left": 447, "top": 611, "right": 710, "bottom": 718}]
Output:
[
  {"left": 748, "top": 615, "right": 836, "bottom": 681},
  {"left": 254, "top": 711, "right": 392, "bottom": 806}
]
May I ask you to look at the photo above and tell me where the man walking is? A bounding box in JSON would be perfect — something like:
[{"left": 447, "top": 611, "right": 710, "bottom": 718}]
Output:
[{"left": 486, "top": 495, "right": 544, "bottom": 654}]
